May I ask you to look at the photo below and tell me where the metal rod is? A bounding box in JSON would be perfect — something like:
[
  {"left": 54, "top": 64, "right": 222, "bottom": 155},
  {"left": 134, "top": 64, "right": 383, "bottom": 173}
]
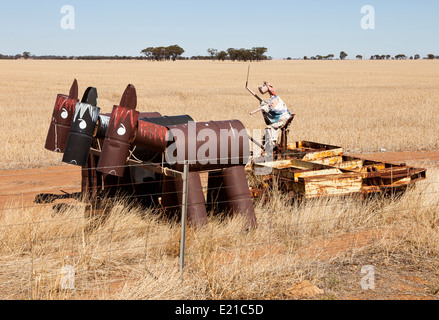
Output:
[
  {"left": 250, "top": 107, "right": 263, "bottom": 115},
  {"left": 249, "top": 135, "right": 265, "bottom": 151},
  {"left": 247, "top": 88, "right": 263, "bottom": 103},
  {"left": 245, "top": 65, "right": 263, "bottom": 103},
  {"left": 246, "top": 65, "right": 250, "bottom": 88},
  {"left": 179, "top": 160, "right": 189, "bottom": 275}
]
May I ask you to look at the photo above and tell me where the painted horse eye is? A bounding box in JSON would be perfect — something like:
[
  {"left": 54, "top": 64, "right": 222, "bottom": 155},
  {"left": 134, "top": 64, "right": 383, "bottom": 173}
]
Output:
[
  {"left": 61, "top": 108, "right": 69, "bottom": 119},
  {"left": 79, "top": 119, "right": 87, "bottom": 130},
  {"left": 117, "top": 124, "right": 126, "bottom": 136}
]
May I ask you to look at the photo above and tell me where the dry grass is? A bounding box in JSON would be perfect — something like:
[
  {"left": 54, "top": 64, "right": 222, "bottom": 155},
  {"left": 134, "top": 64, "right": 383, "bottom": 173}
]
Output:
[
  {"left": 0, "top": 60, "right": 439, "bottom": 170},
  {"left": 0, "top": 60, "right": 438, "bottom": 300},
  {"left": 0, "top": 166, "right": 437, "bottom": 300}
]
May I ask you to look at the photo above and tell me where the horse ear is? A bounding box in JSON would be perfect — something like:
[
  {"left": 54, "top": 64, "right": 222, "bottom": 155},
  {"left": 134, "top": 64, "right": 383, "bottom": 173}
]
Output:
[
  {"left": 69, "top": 79, "right": 78, "bottom": 100},
  {"left": 119, "top": 84, "right": 137, "bottom": 109},
  {"left": 81, "top": 87, "right": 98, "bottom": 106}
]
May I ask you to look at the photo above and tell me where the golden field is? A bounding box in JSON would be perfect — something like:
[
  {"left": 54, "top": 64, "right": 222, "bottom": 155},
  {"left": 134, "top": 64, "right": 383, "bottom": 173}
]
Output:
[
  {"left": 0, "top": 60, "right": 438, "bottom": 300},
  {"left": 0, "top": 59, "right": 439, "bottom": 170}
]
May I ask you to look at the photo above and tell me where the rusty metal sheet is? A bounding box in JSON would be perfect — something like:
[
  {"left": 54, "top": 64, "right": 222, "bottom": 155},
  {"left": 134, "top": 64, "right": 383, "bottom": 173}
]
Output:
[
  {"left": 254, "top": 159, "right": 334, "bottom": 179},
  {"left": 309, "top": 156, "right": 344, "bottom": 166},
  {"left": 252, "top": 141, "right": 427, "bottom": 200},
  {"left": 300, "top": 172, "right": 363, "bottom": 198},
  {"left": 286, "top": 141, "right": 344, "bottom": 162},
  {"left": 333, "top": 157, "right": 364, "bottom": 171}
]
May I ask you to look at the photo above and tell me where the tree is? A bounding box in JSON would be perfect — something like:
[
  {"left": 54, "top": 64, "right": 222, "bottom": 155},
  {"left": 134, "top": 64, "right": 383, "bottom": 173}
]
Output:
[
  {"left": 22, "top": 51, "right": 31, "bottom": 60},
  {"left": 414, "top": 54, "right": 420, "bottom": 60},
  {"left": 427, "top": 54, "right": 435, "bottom": 59},
  {"left": 234, "top": 48, "right": 246, "bottom": 61},
  {"left": 395, "top": 54, "right": 407, "bottom": 60},
  {"left": 217, "top": 51, "right": 227, "bottom": 61},
  {"left": 227, "top": 48, "right": 238, "bottom": 61},
  {"left": 340, "top": 51, "right": 348, "bottom": 60},
  {"left": 141, "top": 45, "right": 184, "bottom": 61},
  {"left": 167, "top": 45, "right": 184, "bottom": 61},
  {"left": 153, "top": 46, "right": 168, "bottom": 61},
  {"left": 325, "top": 54, "right": 334, "bottom": 60},
  {"left": 251, "top": 47, "right": 268, "bottom": 61},
  {"left": 356, "top": 55, "right": 363, "bottom": 60},
  {"left": 141, "top": 47, "right": 154, "bottom": 60},
  {"left": 207, "top": 48, "right": 218, "bottom": 60}
]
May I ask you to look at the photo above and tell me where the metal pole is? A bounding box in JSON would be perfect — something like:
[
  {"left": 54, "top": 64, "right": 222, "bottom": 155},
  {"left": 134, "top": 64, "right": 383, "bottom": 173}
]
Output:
[{"left": 179, "top": 160, "right": 189, "bottom": 275}]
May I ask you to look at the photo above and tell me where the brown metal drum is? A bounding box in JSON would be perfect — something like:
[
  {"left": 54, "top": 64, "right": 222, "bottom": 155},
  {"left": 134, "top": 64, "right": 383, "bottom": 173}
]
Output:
[
  {"left": 139, "top": 112, "right": 162, "bottom": 119},
  {"left": 45, "top": 94, "right": 78, "bottom": 153},
  {"left": 135, "top": 115, "right": 194, "bottom": 153},
  {"left": 98, "top": 139, "right": 132, "bottom": 176},
  {"left": 161, "top": 176, "right": 181, "bottom": 219},
  {"left": 97, "top": 112, "right": 161, "bottom": 139},
  {"left": 135, "top": 120, "right": 171, "bottom": 153},
  {"left": 161, "top": 173, "right": 208, "bottom": 228},
  {"left": 81, "top": 154, "right": 100, "bottom": 200},
  {"left": 97, "top": 105, "right": 140, "bottom": 177},
  {"left": 221, "top": 166, "right": 258, "bottom": 230},
  {"left": 166, "top": 120, "right": 250, "bottom": 172},
  {"left": 206, "top": 169, "right": 227, "bottom": 214},
  {"left": 173, "top": 172, "right": 208, "bottom": 228}
]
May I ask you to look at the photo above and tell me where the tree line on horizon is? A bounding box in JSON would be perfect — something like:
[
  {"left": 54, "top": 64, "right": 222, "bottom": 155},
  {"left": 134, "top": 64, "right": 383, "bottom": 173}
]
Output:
[
  {"left": 140, "top": 46, "right": 269, "bottom": 62},
  {"left": 0, "top": 46, "right": 270, "bottom": 62},
  {"left": 1, "top": 48, "right": 439, "bottom": 61},
  {"left": 298, "top": 51, "right": 438, "bottom": 61}
]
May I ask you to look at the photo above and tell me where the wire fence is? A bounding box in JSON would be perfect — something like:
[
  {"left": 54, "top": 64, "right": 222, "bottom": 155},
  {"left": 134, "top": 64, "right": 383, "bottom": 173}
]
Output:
[{"left": 0, "top": 154, "right": 438, "bottom": 300}]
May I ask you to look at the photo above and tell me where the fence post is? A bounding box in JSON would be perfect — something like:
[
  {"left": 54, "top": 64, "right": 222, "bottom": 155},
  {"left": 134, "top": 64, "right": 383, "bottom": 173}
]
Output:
[{"left": 179, "top": 160, "right": 189, "bottom": 275}]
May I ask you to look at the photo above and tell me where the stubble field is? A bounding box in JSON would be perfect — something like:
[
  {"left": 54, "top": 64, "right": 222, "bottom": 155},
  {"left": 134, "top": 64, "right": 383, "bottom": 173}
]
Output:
[
  {"left": 1, "top": 59, "right": 439, "bottom": 170},
  {"left": 0, "top": 60, "right": 438, "bottom": 300}
]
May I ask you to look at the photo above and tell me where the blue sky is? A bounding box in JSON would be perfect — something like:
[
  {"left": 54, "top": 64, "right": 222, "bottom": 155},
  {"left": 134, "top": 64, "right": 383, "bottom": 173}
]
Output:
[{"left": 0, "top": 0, "right": 438, "bottom": 59}]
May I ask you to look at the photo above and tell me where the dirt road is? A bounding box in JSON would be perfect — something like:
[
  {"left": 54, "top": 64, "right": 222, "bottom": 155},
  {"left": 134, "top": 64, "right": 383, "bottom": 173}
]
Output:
[
  {"left": 0, "top": 165, "right": 81, "bottom": 209},
  {"left": 1, "top": 151, "right": 438, "bottom": 209}
]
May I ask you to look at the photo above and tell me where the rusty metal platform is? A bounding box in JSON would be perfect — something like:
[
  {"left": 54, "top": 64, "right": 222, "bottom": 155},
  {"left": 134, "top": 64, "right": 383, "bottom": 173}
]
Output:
[{"left": 249, "top": 141, "right": 427, "bottom": 200}]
